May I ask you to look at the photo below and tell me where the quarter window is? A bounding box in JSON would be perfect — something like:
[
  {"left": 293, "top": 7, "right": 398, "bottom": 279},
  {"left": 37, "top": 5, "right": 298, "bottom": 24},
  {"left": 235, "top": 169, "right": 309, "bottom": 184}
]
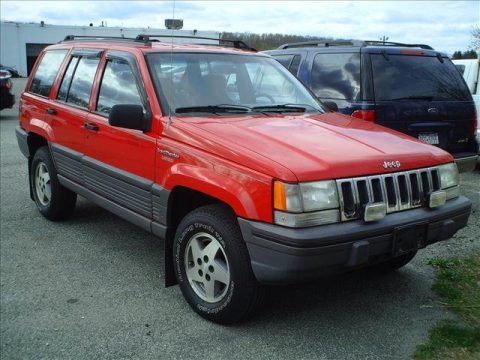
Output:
[
  {"left": 29, "top": 50, "right": 68, "bottom": 97},
  {"left": 311, "top": 53, "right": 361, "bottom": 100},
  {"left": 65, "top": 57, "right": 100, "bottom": 108},
  {"left": 96, "top": 59, "right": 143, "bottom": 115},
  {"left": 57, "top": 56, "right": 80, "bottom": 102}
]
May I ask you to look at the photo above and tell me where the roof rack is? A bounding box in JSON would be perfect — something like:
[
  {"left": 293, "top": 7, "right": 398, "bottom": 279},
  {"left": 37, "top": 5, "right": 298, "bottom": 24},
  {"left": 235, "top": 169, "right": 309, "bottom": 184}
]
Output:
[
  {"left": 278, "top": 40, "right": 434, "bottom": 50},
  {"left": 60, "top": 34, "right": 257, "bottom": 51},
  {"left": 135, "top": 34, "right": 257, "bottom": 51},
  {"left": 62, "top": 35, "right": 137, "bottom": 43},
  {"left": 362, "top": 40, "right": 434, "bottom": 50}
]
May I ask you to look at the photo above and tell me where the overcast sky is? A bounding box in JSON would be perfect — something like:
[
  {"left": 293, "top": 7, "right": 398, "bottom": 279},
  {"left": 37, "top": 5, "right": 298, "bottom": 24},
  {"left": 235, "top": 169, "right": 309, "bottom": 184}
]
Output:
[{"left": 1, "top": 1, "right": 478, "bottom": 54}]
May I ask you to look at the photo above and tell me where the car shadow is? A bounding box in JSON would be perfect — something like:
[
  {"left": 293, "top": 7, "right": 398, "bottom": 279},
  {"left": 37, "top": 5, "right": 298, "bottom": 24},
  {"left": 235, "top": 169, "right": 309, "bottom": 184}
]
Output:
[{"left": 68, "top": 198, "right": 437, "bottom": 331}]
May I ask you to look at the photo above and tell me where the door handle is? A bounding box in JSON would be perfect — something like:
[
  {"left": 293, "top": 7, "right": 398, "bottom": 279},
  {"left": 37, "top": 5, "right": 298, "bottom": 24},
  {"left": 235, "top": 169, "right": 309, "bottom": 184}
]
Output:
[
  {"left": 46, "top": 108, "right": 57, "bottom": 115},
  {"left": 84, "top": 122, "right": 99, "bottom": 131}
]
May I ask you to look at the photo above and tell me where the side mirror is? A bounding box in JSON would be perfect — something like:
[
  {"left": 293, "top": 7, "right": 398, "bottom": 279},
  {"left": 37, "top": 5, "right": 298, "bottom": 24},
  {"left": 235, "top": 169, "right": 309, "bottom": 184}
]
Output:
[
  {"left": 322, "top": 101, "right": 338, "bottom": 112},
  {"left": 109, "top": 104, "right": 146, "bottom": 131}
]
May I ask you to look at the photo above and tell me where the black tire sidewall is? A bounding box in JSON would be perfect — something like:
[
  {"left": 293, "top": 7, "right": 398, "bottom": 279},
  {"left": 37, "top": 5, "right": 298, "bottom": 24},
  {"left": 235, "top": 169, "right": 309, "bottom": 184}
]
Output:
[
  {"left": 174, "top": 208, "right": 257, "bottom": 323},
  {"left": 31, "top": 146, "right": 75, "bottom": 220},
  {"left": 31, "top": 148, "right": 55, "bottom": 214}
]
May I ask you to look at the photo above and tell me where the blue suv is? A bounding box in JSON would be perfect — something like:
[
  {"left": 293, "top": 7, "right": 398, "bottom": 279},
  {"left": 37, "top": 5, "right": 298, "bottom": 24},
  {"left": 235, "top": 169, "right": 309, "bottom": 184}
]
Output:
[{"left": 264, "top": 41, "right": 478, "bottom": 172}]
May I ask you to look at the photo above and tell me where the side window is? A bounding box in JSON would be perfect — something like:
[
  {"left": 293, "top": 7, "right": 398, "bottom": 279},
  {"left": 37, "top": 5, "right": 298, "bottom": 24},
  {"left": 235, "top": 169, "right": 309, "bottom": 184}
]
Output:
[
  {"left": 29, "top": 50, "right": 68, "bottom": 97},
  {"left": 311, "top": 53, "right": 361, "bottom": 100},
  {"left": 65, "top": 57, "right": 100, "bottom": 109},
  {"left": 96, "top": 59, "right": 143, "bottom": 115},
  {"left": 57, "top": 56, "right": 79, "bottom": 101},
  {"left": 289, "top": 55, "right": 301, "bottom": 76},
  {"left": 273, "top": 55, "right": 294, "bottom": 69}
]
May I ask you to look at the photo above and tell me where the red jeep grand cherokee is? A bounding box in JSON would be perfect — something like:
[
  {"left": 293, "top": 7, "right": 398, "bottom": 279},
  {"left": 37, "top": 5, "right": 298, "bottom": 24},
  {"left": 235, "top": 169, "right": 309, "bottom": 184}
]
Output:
[{"left": 16, "top": 35, "right": 471, "bottom": 324}]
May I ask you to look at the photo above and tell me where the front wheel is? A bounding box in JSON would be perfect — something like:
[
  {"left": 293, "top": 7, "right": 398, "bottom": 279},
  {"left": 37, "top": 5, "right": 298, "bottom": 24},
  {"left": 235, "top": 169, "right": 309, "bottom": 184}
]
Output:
[
  {"left": 31, "top": 146, "right": 77, "bottom": 221},
  {"left": 173, "top": 204, "right": 264, "bottom": 324}
]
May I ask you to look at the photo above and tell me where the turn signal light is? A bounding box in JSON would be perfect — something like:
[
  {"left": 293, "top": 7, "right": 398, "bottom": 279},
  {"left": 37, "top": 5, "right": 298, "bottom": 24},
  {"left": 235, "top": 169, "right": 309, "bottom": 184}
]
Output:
[
  {"left": 351, "top": 110, "right": 376, "bottom": 122},
  {"left": 273, "top": 181, "right": 287, "bottom": 211}
]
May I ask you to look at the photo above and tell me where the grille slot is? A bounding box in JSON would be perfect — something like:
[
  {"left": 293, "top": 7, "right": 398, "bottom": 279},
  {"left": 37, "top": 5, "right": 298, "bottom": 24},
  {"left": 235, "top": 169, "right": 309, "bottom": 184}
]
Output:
[{"left": 337, "top": 166, "right": 441, "bottom": 221}]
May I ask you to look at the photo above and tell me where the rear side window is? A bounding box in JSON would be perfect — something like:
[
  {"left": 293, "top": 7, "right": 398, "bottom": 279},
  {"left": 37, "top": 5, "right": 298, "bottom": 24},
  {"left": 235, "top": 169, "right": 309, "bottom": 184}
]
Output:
[
  {"left": 273, "top": 54, "right": 301, "bottom": 75},
  {"left": 289, "top": 55, "right": 301, "bottom": 76},
  {"left": 29, "top": 50, "right": 68, "bottom": 97},
  {"left": 58, "top": 56, "right": 100, "bottom": 109},
  {"left": 371, "top": 55, "right": 471, "bottom": 101},
  {"left": 96, "top": 59, "right": 143, "bottom": 115},
  {"left": 311, "top": 53, "right": 361, "bottom": 100}
]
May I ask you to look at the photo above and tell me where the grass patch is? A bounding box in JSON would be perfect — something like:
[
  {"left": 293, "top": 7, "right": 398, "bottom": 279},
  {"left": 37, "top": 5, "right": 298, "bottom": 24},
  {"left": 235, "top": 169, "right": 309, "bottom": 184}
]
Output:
[{"left": 414, "top": 256, "right": 480, "bottom": 359}]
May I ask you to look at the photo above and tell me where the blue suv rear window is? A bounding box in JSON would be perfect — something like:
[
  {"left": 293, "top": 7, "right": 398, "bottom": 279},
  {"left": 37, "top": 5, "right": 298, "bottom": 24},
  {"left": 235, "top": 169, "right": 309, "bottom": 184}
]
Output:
[{"left": 371, "top": 55, "right": 471, "bottom": 101}]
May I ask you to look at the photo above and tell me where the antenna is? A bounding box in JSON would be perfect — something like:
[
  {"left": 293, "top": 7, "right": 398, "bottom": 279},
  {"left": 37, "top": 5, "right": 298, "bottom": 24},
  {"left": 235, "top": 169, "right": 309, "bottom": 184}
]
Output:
[{"left": 166, "top": 0, "right": 176, "bottom": 129}]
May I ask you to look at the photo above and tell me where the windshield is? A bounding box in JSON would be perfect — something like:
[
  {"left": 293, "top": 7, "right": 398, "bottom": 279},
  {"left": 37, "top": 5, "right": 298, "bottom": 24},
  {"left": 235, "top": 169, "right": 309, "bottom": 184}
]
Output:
[
  {"left": 371, "top": 55, "right": 471, "bottom": 101},
  {"left": 147, "top": 53, "right": 324, "bottom": 114}
]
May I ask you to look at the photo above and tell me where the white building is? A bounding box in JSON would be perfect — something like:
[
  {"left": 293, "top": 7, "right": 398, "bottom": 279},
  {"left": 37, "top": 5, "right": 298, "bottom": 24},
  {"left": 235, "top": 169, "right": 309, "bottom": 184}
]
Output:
[{"left": 0, "top": 21, "right": 220, "bottom": 77}]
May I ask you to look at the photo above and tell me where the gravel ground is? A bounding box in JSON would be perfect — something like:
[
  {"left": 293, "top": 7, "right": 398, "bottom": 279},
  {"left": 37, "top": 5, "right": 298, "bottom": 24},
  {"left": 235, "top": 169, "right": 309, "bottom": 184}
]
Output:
[{"left": 1, "top": 78, "right": 479, "bottom": 359}]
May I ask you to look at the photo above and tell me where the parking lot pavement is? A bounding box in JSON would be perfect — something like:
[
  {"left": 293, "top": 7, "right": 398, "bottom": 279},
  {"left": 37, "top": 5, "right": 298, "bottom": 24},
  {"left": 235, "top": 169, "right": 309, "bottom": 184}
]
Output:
[{"left": 1, "top": 78, "right": 479, "bottom": 359}]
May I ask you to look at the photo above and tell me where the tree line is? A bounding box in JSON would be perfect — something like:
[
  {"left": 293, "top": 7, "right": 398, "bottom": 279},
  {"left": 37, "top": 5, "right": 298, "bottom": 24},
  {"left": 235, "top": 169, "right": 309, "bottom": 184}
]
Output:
[
  {"left": 220, "top": 32, "right": 341, "bottom": 51},
  {"left": 222, "top": 30, "right": 480, "bottom": 58},
  {"left": 451, "top": 50, "right": 478, "bottom": 60}
]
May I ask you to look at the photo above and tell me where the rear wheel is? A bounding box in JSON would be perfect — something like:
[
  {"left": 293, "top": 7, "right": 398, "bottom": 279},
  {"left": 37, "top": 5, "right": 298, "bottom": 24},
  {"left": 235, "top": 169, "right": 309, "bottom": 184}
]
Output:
[
  {"left": 173, "top": 204, "right": 264, "bottom": 324},
  {"left": 31, "top": 146, "right": 77, "bottom": 221},
  {"left": 370, "top": 251, "right": 417, "bottom": 273}
]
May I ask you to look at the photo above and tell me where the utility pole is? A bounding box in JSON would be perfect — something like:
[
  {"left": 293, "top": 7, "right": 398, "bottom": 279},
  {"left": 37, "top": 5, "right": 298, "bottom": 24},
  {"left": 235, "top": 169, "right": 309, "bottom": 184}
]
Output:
[{"left": 380, "top": 35, "right": 389, "bottom": 44}]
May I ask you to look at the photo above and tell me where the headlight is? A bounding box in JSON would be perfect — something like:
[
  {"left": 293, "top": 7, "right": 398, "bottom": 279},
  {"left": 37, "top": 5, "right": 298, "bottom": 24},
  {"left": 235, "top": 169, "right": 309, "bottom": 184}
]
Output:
[
  {"left": 438, "top": 163, "right": 459, "bottom": 189},
  {"left": 273, "top": 180, "right": 340, "bottom": 227},
  {"left": 438, "top": 163, "right": 459, "bottom": 200}
]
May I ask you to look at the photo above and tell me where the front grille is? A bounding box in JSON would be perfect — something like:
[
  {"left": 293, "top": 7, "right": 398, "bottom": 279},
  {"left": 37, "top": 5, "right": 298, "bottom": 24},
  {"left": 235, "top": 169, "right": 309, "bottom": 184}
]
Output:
[{"left": 336, "top": 167, "right": 441, "bottom": 221}]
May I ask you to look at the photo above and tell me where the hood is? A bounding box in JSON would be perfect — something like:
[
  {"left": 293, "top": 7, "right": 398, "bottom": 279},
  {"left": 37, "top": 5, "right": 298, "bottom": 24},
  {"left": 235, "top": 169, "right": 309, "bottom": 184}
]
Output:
[{"left": 169, "top": 112, "right": 453, "bottom": 182}]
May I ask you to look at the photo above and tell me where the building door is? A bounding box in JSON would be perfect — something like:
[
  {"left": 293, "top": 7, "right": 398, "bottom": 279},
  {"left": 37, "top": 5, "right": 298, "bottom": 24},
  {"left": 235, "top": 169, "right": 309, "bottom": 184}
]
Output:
[{"left": 26, "top": 43, "right": 52, "bottom": 75}]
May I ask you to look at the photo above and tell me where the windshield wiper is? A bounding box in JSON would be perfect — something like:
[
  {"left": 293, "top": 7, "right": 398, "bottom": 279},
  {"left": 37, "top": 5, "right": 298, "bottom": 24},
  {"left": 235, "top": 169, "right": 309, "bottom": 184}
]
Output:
[
  {"left": 390, "top": 95, "right": 435, "bottom": 101},
  {"left": 175, "top": 104, "right": 251, "bottom": 114},
  {"left": 251, "top": 104, "right": 308, "bottom": 113}
]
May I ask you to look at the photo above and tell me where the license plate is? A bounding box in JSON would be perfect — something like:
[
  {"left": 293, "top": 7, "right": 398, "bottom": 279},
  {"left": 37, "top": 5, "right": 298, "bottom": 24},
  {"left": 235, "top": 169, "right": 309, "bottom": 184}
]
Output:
[
  {"left": 392, "top": 223, "right": 428, "bottom": 256},
  {"left": 418, "top": 133, "right": 439, "bottom": 145}
]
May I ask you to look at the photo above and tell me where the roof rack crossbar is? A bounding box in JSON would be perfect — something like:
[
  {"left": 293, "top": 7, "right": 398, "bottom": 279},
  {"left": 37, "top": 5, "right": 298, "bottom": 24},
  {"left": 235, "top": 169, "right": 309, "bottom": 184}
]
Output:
[
  {"left": 362, "top": 40, "right": 434, "bottom": 50},
  {"left": 278, "top": 40, "right": 364, "bottom": 49},
  {"left": 278, "top": 40, "right": 434, "bottom": 50},
  {"left": 135, "top": 34, "right": 256, "bottom": 51},
  {"left": 62, "top": 35, "right": 137, "bottom": 42}
]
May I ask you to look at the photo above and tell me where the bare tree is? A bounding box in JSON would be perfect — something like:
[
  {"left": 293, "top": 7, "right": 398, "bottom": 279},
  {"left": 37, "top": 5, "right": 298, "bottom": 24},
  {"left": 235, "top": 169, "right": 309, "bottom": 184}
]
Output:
[{"left": 471, "top": 24, "right": 480, "bottom": 51}]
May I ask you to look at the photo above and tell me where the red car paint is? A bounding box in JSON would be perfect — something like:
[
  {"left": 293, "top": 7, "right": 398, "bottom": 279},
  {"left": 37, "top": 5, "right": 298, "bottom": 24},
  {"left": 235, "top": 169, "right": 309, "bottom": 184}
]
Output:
[{"left": 19, "top": 41, "right": 453, "bottom": 225}]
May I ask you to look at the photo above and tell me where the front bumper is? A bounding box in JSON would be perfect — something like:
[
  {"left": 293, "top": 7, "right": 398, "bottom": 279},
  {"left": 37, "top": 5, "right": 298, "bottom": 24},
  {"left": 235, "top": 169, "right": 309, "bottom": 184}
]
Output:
[{"left": 239, "top": 196, "right": 471, "bottom": 285}]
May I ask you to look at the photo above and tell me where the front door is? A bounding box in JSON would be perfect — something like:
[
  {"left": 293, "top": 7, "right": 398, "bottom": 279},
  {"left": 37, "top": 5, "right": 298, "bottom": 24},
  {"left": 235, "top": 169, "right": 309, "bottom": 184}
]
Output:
[{"left": 83, "top": 51, "right": 156, "bottom": 220}]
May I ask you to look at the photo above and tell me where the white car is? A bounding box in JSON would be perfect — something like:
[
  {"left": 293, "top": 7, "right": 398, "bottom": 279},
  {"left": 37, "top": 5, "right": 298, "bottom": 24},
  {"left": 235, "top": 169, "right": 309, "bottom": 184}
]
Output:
[{"left": 453, "top": 57, "right": 480, "bottom": 165}]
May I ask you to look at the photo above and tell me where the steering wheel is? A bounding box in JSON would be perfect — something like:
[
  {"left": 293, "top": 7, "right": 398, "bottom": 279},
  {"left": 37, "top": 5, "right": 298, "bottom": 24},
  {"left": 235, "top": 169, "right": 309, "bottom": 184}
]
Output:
[{"left": 255, "top": 93, "right": 275, "bottom": 104}]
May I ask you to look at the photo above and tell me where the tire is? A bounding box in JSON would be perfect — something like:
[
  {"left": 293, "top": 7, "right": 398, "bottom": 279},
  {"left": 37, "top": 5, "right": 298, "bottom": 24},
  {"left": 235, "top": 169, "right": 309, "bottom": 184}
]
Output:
[
  {"left": 173, "top": 204, "right": 264, "bottom": 324},
  {"left": 30, "top": 146, "right": 77, "bottom": 221},
  {"left": 370, "top": 251, "right": 417, "bottom": 273}
]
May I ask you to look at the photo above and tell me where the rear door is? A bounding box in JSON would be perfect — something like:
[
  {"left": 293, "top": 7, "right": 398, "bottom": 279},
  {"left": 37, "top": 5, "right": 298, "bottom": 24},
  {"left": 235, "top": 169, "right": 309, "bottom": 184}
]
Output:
[
  {"left": 51, "top": 49, "right": 102, "bottom": 154},
  {"left": 370, "top": 53, "right": 476, "bottom": 156}
]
